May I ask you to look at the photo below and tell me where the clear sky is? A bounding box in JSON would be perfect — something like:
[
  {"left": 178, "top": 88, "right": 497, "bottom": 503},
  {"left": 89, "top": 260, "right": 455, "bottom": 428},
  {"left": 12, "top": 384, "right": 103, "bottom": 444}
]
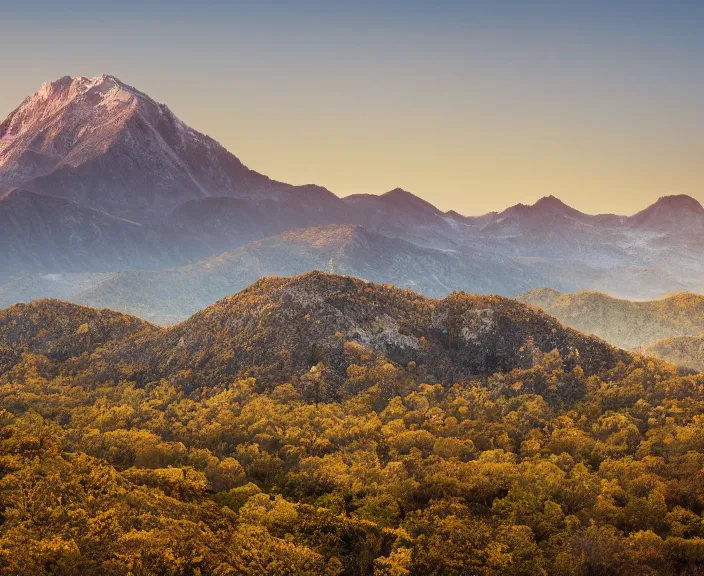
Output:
[{"left": 2, "top": 0, "right": 703, "bottom": 215}]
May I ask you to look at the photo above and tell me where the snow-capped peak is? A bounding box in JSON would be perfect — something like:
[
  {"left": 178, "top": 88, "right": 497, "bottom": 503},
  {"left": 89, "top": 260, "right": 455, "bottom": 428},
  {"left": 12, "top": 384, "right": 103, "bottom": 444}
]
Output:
[
  {"left": 30, "top": 75, "right": 124, "bottom": 105},
  {"left": 1, "top": 75, "right": 142, "bottom": 142},
  {"left": 0, "top": 74, "right": 258, "bottom": 219},
  {"left": 0, "top": 74, "right": 182, "bottom": 164}
]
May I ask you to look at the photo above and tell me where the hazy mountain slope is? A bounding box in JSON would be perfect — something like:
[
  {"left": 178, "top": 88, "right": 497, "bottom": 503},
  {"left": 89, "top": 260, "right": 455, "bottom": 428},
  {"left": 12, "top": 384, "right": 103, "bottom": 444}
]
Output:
[
  {"left": 642, "top": 335, "right": 704, "bottom": 372},
  {"left": 0, "top": 272, "right": 115, "bottom": 309},
  {"left": 481, "top": 195, "right": 594, "bottom": 232},
  {"left": 476, "top": 196, "right": 632, "bottom": 265},
  {"left": 0, "top": 189, "right": 174, "bottom": 283},
  {"left": 0, "top": 75, "right": 362, "bottom": 278},
  {"left": 2, "top": 75, "right": 704, "bottom": 303},
  {"left": 70, "top": 224, "right": 549, "bottom": 324},
  {"left": 519, "top": 288, "right": 704, "bottom": 349},
  {"left": 628, "top": 194, "right": 704, "bottom": 233},
  {"left": 161, "top": 192, "right": 358, "bottom": 262},
  {"left": 473, "top": 195, "right": 704, "bottom": 298}
]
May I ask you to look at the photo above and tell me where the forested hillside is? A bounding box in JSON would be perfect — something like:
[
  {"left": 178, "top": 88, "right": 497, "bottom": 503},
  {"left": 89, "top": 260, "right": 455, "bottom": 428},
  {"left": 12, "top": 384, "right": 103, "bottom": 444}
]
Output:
[
  {"left": 81, "top": 272, "right": 630, "bottom": 392},
  {"left": 519, "top": 288, "right": 704, "bottom": 350},
  {"left": 643, "top": 335, "right": 704, "bottom": 373},
  {"left": 2, "top": 274, "right": 704, "bottom": 575}
]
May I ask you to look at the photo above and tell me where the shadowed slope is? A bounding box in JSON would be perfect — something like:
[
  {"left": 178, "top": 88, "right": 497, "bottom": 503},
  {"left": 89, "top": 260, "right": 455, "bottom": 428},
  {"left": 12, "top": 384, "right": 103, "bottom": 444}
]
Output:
[{"left": 0, "top": 298, "right": 159, "bottom": 371}]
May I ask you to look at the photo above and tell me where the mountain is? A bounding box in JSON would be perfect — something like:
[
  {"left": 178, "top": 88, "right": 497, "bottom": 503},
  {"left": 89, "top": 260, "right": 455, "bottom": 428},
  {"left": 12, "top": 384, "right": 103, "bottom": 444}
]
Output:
[
  {"left": 481, "top": 195, "right": 590, "bottom": 232},
  {"left": 476, "top": 194, "right": 704, "bottom": 298},
  {"left": 519, "top": 288, "right": 704, "bottom": 350},
  {"left": 0, "top": 271, "right": 115, "bottom": 309},
  {"left": 642, "top": 334, "right": 704, "bottom": 372},
  {"left": 477, "top": 195, "right": 631, "bottom": 239},
  {"left": 628, "top": 194, "right": 704, "bottom": 233},
  {"left": 476, "top": 195, "right": 631, "bottom": 263},
  {"left": 3, "top": 74, "right": 704, "bottom": 305},
  {"left": 161, "top": 189, "right": 356, "bottom": 262},
  {"left": 89, "top": 272, "right": 631, "bottom": 392},
  {"left": 621, "top": 196, "right": 704, "bottom": 295},
  {"left": 0, "top": 75, "right": 351, "bottom": 224},
  {"left": 0, "top": 275, "right": 692, "bottom": 575},
  {"left": 0, "top": 272, "right": 633, "bottom": 394},
  {"left": 343, "top": 188, "right": 475, "bottom": 248},
  {"left": 18, "top": 224, "right": 545, "bottom": 324},
  {"left": 0, "top": 272, "right": 632, "bottom": 394},
  {"left": 0, "top": 75, "right": 366, "bottom": 278}
]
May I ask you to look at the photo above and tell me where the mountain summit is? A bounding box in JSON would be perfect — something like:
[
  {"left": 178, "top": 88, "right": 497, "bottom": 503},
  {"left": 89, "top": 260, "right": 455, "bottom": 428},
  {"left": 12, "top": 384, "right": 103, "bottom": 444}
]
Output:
[
  {"left": 482, "top": 195, "right": 591, "bottom": 236},
  {"left": 531, "top": 195, "right": 585, "bottom": 216},
  {"left": 628, "top": 194, "right": 704, "bottom": 231},
  {"left": 0, "top": 74, "right": 359, "bottom": 280}
]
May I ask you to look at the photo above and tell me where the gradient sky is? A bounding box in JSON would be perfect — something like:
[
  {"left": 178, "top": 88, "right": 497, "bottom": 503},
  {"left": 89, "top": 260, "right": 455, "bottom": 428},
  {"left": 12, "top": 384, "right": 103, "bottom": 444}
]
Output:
[{"left": 2, "top": 0, "right": 704, "bottom": 215}]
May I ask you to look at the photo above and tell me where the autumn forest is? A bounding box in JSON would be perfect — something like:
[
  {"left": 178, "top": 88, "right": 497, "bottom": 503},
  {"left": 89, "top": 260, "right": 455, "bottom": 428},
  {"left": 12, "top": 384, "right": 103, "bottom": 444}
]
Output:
[{"left": 1, "top": 274, "right": 704, "bottom": 575}]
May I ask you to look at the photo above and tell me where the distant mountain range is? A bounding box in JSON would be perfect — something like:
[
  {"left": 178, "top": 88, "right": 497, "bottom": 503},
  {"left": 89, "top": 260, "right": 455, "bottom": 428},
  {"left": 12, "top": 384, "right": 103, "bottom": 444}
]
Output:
[
  {"left": 0, "top": 225, "right": 547, "bottom": 324},
  {"left": 2, "top": 74, "right": 704, "bottom": 310}
]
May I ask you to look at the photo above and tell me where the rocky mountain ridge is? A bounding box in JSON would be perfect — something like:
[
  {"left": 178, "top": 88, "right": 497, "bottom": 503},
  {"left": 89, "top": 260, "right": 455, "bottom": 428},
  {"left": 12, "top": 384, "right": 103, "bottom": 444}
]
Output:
[{"left": 0, "top": 272, "right": 633, "bottom": 392}]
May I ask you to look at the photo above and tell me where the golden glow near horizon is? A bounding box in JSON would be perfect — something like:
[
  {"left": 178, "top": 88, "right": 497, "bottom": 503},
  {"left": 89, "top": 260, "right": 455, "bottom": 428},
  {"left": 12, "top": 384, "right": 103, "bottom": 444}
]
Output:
[
  {"left": 176, "top": 88, "right": 703, "bottom": 216},
  {"left": 2, "top": 3, "right": 703, "bottom": 216}
]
